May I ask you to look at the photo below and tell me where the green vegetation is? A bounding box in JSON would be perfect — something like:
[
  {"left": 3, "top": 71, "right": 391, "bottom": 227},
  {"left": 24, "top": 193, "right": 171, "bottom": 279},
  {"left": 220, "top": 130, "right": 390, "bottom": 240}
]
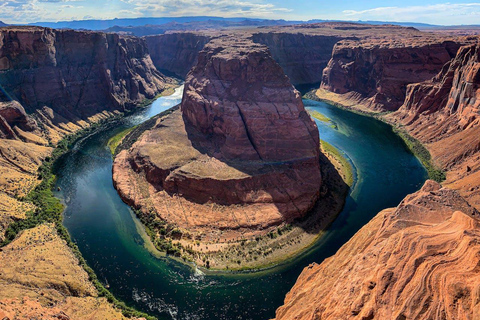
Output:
[
  {"left": 393, "top": 127, "right": 446, "bottom": 183},
  {"left": 107, "top": 126, "right": 136, "bottom": 155},
  {"left": 321, "top": 140, "right": 354, "bottom": 186},
  {"left": 134, "top": 209, "right": 184, "bottom": 258},
  {"left": 308, "top": 110, "right": 338, "bottom": 129},
  {"left": 1, "top": 122, "right": 157, "bottom": 320}
]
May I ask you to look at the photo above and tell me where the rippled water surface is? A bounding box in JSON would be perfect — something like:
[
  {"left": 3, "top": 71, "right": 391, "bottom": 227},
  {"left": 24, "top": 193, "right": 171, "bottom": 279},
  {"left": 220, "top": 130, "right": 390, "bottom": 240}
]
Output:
[{"left": 55, "top": 87, "right": 427, "bottom": 320}]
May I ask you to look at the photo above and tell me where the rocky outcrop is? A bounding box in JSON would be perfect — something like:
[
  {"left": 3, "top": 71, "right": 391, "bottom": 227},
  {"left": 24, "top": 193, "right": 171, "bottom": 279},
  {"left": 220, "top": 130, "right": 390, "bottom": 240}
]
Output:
[
  {"left": 0, "top": 101, "right": 37, "bottom": 139},
  {"left": 391, "top": 42, "right": 480, "bottom": 208},
  {"left": 145, "top": 32, "right": 213, "bottom": 78},
  {"left": 274, "top": 180, "right": 480, "bottom": 320},
  {"left": 320, "top": 38, "right": 464, "bottom": 111},
  {"left": 0, "top": 26, "right": 167, "bottom": 120},
  {"left": 113, "top": 37, "right": 322, "bottom": 268}
]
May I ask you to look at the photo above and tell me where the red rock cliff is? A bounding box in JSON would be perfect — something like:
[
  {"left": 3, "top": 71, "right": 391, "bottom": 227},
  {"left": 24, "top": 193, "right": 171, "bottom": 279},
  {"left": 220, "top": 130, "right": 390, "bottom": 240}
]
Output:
[
  {"left": 145, "top": 32, "right": 212, "bottom": 78},
  {"left": 391, "top": 42, "right": 480, "bottom": 207},
  {"left": 181, "top": 37, "right": 320, "bottom": 162},
  {"left": 320, "top": 38, "right": 463, "bottom": 111},
  {"left": 0, "top": 26, "right": 167, "bottom": 121}
]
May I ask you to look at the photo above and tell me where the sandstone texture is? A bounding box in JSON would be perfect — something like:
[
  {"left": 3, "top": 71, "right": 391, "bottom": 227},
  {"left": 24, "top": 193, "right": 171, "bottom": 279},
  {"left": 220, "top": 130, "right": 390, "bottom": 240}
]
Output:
[
  {"left": 320, "top": 37, "right": 465, "bottom": 111},
  {"left": 0, "top": 26, "right": 167, "bottom": 119},
  {"left": 275, "top": 181, "right": 480, "bottom": 320},
  {"left": 113, "top": 37, "right": 323, "bottom": 268},
  {"left": 391, "top": 42, "right": 480, "bottom": 208},
  {"left": 145, "top": 32, "right": 213, "bottom": 78},
  {"left": 0, "top": 224, "right": 140, "bottom": 320}
]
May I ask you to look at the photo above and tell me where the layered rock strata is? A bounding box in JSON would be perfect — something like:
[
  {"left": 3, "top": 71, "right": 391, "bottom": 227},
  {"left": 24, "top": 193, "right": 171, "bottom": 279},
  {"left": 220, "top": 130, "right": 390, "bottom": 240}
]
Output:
[
  {"left": 391, "top": 42, "right": 480, "bottom": 208},
  {"left": 0, "top": 26, "right": 171, "bottom": 318},
  {"left": 275, "top": 180, "right": 480, "bottom": 320},
  {"left": 0, "top": 26, "right": 167, "bottom": 120},
  {"left": 113, "top": 37, "right": 321, "bottom": 250},
  {"left": 320, "top": 38, "right": 465, "bottom": 111}
]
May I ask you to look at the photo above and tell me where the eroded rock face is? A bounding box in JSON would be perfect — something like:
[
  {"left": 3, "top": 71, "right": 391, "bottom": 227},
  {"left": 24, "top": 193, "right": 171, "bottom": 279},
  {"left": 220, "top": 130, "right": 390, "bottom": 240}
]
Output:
[
  {"left": 0, "top": 26, "right": 167, "bottom": 120},
  {"left": 251, "top": 32, "right": 343, "bottom": 85},
  {"left": 0, "top": 101, "right": 37, "bottom": 139},
  {"left": 391, "top": 42, "right": 480, "bottom": 208},
  {"left": 274, "top": 180, "right": 480, "bottom": 320},
  {"left": 113, "top": 37, "right": 322, "bottom": 242},
  {"left": 321, "top": 39, "right": 464, "bottom": 111},
  {"left": 145, "top": 32, "right": 213, "bottom": 78},
  {"left": 181, "top": 37, "right": 320, "bottom": 162}
]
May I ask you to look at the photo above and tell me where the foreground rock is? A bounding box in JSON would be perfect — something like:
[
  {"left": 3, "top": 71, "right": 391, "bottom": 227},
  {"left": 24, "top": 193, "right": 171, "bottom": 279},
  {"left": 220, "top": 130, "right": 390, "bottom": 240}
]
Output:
[
  {"left": 113, "top": 37, "right": 326, "bottom": 269},
  {"left": 274, "top": 181, "right": 480, "bottom": 320},
  {"left": 0, "top": 224, "right": 141, "bottom": 320}
]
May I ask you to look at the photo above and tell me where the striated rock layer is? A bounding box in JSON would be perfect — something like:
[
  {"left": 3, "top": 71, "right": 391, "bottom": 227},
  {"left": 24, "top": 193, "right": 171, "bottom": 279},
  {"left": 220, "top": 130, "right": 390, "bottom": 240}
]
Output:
[
  {"left": 320, "top": 37, "right": 465, "bottom": 111},
  {"left": 0, "top": 26, "right": 167, "bottom": 120},
  {"left": 275, "top": 181, "right": 480, "bottom": 320},
  {"left": 113, "top": 37, "right": 321, "bottom": 243},
  {"left": 391, "top": 42, "right": 480, "bottom": 208}
]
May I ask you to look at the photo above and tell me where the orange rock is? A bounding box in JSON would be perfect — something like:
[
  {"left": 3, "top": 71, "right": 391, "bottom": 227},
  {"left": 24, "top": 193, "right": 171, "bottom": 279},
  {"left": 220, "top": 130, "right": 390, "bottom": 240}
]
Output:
[{"left": 274, "top": 181, "right": 480, "bottom": 320}]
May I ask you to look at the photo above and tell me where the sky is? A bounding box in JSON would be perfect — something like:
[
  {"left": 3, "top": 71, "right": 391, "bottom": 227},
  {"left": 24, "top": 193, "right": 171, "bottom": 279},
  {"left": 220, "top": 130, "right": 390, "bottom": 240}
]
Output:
[{"left": 1, "top": 0, "right": 480, "bottom": 25}]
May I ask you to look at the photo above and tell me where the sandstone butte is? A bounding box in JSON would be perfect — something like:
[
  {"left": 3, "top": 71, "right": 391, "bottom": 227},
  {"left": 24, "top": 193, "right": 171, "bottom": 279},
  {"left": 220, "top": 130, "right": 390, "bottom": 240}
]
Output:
[
  {"left": 113, "top": 36, "right": 324, "bottom": 269},
  {"left": 0, "top": 26, "right": 170, "bottom": 318}
]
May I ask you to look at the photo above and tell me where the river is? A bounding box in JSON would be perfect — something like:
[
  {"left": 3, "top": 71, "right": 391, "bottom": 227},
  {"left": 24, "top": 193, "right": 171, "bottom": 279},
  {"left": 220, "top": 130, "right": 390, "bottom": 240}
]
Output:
[{"left": 54, "top": 86, "right": 427, "bottom": 320}]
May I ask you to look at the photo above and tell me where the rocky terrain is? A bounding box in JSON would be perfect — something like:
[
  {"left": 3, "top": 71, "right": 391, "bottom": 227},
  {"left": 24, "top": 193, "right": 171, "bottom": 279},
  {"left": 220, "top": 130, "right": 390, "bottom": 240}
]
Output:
[
  {"left": 0, "top": 26, "right": 171, "bottom": 319},
  {"left": 279, "top": 35, "right": 480, "bottom": 320},
  {"left": 113, "top": 36, "right": 334, "bottom": 269},
  {"left": 0, "top": 224, "right": 142, "bottom": 319},
  {"left": 275, "top": 181, "right": 480, "bottom": 320},
  {"left": 319, "top": 36, "right": 467, "bottom": 111},
  {"left": 144, "top": 23, "right": 469, "bottom": 89},
  {"left": 391, "top": 42, "right": 480, "bottom": 209}
]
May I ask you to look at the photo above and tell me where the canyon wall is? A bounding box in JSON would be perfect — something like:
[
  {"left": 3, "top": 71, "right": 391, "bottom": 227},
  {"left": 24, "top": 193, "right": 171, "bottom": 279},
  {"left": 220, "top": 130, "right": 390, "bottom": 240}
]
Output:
[
  {"left": 275, "top": 180, "right": 480, "bottom": 320},
  {"left": 0, "top": 26, "right": 171, "bottom": 241},
  {"left": 251, "top": 32, "right": 343, "bottom": 85},
  {"left": 391, "top": 42, "right": 480, "bottom": 208},
  {"left": 0, "top": 27, "right": 167, "bottom": 121},
  {"left": 145, "top": 32, "right": 213, "bottom": 78},
  {"left": 320, "top": 38, "right": 464, "bottom": 111}
]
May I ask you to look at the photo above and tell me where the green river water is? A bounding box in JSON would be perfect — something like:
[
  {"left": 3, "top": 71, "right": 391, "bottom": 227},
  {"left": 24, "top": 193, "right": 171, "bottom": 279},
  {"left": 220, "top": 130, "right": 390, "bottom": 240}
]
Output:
[{"left": 54, "top": 86, "right": 427, "bottom": 319}]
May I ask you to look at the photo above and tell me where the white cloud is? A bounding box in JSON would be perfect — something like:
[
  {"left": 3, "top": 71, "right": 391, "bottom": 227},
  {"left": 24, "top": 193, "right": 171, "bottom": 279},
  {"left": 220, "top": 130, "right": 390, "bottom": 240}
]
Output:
[
  {"left": 340, "top": 3, "right": 480, "bottom": 25},
  {"left": 118, "top": 0, "right": 291, "bottom": 18},
  {"left": 0, "top": 0, "right": 291, "bottom": 24}
]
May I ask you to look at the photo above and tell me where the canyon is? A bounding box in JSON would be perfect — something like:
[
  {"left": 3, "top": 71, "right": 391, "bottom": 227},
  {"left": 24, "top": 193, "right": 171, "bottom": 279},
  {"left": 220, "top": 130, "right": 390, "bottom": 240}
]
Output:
[
  {"left": 1, "top": 20, "right": 480, "bottom": 320},
  {"left": 275, "top": 35, "right": 480, "bottom": 320}
]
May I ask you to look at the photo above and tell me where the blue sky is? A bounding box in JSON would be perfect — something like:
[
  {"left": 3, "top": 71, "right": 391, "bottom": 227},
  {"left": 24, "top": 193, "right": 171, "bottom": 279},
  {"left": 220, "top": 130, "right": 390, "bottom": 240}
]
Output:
[{"left": 1, "top": 0, "right": 480, "bottom": 25}]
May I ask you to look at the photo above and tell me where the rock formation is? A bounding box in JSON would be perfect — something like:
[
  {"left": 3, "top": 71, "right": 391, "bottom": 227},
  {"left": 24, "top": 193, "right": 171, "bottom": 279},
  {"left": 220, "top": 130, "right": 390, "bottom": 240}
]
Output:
[
  {"left": 113, "top": 37, "right": 322, "bottom": 267},
  {"left": 274, "top": 180, "right": 480, "bottom": 320},
  {"left": 391, "top": 42, "right": 480, "bottom": 208},
  {"left": 320, "top": 38, "right": 464, "bottom": 111},
  {"left": 0, "top": 26, "right": 167, "bottom": 120}
]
